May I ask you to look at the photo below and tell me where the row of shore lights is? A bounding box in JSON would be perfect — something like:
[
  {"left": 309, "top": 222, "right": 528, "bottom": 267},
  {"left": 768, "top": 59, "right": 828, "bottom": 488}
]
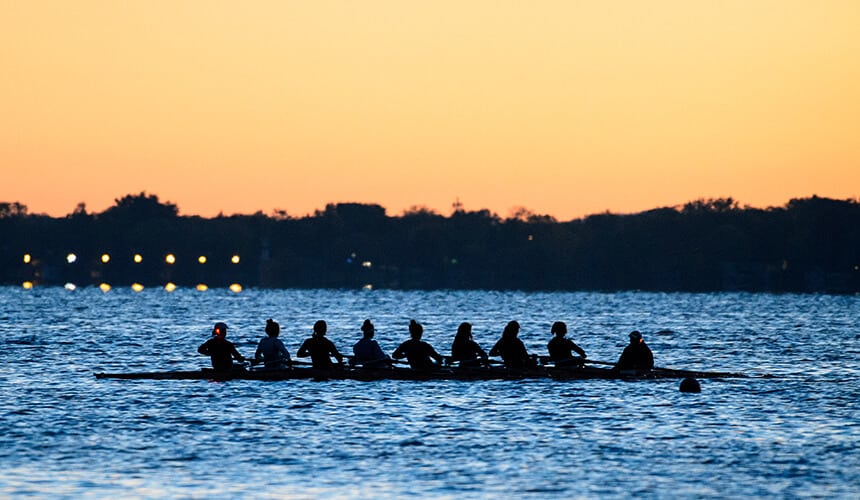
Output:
[{"left": 20, "top": 253, "right": 243, "bottom": 293}]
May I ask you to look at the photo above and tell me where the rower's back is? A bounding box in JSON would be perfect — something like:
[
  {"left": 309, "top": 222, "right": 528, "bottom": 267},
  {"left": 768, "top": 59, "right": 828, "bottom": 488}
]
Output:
[{"left": 298, "top": 320, "right": 344, "bottom": 369}]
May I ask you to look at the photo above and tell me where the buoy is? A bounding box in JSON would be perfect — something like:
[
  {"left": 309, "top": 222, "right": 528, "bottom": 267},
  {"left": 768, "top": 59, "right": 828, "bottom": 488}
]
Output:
[{"left": 679, "top": 377, "right": 701, "bottom": 393}]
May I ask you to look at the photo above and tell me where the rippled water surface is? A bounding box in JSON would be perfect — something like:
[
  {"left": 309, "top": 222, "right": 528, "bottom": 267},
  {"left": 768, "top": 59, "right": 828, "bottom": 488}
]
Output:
[{"left": 1, "top": 287, "right": 858, "bottom": 498}]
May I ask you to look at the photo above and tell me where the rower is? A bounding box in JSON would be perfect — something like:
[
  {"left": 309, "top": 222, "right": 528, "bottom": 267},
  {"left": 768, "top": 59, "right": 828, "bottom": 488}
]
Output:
[
  {"left": 297, "top": 320, "right": 344, "bottom": 369},
  {"left": 546, "top": 321, "right": 587, "bottom": 366},
  {"left": 352, "top": 319, "right": 391, "bottom": 368},
  {"left": 393, "top": 320, "right": 444, "bottom": 371},
  {"left": 489, "top": 320, "right": 537, "bottom": 369},
  {"left": 254, "top": 318, "right": 291, "bottom": 369},
  {"left": 450, "top": 322, "right": 488, "bottom": 367},
  {"left": 197, "top": 322, "right": 246, "bottom": 372},
  {"left": 613, "top": 331, "right": 654, "bottom": 371}
]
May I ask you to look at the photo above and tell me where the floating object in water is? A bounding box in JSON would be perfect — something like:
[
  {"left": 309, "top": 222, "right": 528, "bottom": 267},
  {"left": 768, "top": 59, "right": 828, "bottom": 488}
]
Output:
[{"left": 679, "top": 377, "right": 701, "bottom": 393}]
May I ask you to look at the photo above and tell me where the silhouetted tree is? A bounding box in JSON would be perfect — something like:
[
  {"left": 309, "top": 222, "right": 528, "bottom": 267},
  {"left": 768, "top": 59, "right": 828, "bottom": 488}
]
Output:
[{"left": 1, "top": 194, "right": 858, "bottom": 293}]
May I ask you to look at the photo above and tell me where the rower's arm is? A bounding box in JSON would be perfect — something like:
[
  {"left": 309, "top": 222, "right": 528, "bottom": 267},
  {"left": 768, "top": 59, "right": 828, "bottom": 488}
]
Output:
[
  {"left": 231, "top": 345, "right": 245, "bottom": 362},
  {"left": 489, "top": 341, "right": 502, "bottom": 357},
  {"left": 430, "top": 346, "right": 444, "bottom": 364},
  {"left": 476, "top": 343, "right": 488, "bottom": 360},
  {"left": 332, "top": 347, "right": 344, "bottom": 363},
  {"left": 279, "top": 342, "right": 291, "bottom": 361}
]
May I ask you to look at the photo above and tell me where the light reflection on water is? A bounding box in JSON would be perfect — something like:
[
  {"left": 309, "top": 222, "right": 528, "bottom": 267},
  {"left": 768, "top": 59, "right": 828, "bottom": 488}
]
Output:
[{"left": 0, "top": 287, "right": 858, "bottom": 498}]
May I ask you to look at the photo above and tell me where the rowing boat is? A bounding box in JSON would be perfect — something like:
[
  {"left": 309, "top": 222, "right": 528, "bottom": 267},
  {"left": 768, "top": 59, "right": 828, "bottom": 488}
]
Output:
[{"left": 94, "top": 363, "right": 748, "bottom": 382}]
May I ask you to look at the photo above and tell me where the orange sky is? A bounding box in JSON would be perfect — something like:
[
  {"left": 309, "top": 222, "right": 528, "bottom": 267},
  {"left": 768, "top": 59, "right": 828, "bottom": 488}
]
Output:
[{"left": 2, "top": 1, "right": 859, "bottom": 220}]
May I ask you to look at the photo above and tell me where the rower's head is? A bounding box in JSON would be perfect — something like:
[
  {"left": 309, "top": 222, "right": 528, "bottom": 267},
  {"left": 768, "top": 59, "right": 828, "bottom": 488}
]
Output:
[
  {"left": 503, "top": 320, "right": 520, "bottom": 338},
  {"left": 265, "top": 318, "right": 280, "bottom": 337},
  {"left": 629, "top": 330, "right": 643, "bottom": 344},
  {"left": 361, "top": 319, "right": 375, "bottom": 338},
  {"left": 313, "top": 320, "right": 327, "bottom": 336},
  {"left": 551, "top": 321, "right": 567, "bottom": 337},
  {"left": 212, "top": 322, "right": 228, "bottom": 338},
  {"left": 455, "top": 322, "right": 472, "bottom": 341},
  {"left": 408, "top": 319, "right": 423, "bottom": 340}
]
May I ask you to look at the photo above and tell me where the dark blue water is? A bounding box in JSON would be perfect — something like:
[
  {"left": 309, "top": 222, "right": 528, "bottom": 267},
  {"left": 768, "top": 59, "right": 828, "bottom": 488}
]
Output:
[{"left": 1, "top": 287, "right": 858, "bottom": 498}]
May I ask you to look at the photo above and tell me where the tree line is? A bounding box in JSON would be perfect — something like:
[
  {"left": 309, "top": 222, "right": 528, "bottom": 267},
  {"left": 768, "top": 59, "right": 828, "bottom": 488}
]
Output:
[{"left": 2, "top": 193, "right": 859, "bottom": 293}]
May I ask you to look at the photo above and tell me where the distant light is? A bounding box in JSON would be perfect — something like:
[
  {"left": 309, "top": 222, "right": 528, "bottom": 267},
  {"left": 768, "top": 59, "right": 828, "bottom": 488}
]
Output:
[
  {"left": 362, "top": 284, "right": 373, "bottom": 291},
  {"left": 231, "top": 255, "right": 240, "bottom": 264},
  {"left": 22, "top": 281, "right": 34, "bottom": 290},
  {"left": 134, "top": 254, "right": 143, "bottom": 264},
  {"left": 528, "top": 234, "right": 534, "bottom": 241},
  {"left": 196, "top": 284, "right": 208, "bottom": 292},
  {"left": 450, "top": 258, "right": 459, "bottom": 265},
  {"left": 99, "top": 283, "right": 111, "bottom": 292},
  {"left": 131, "top": 283, "right": 144, "bottom": 292},
  {"left": 198, "top": 256, "right": 207, "bottom": 264},
  {"left": 165, "top": 254, "right": 176, "bottom": 264},
  {"left": 229, "top": 283, "right": 243, "bottom": 293},
  {"left": 362, "top": 261, "right": 372, "bottom": 268},
  {"left": 164, "top": 282, "right": 177, "bottom": 292},
  {"left": 101, "top": 254, "right": 110, "bottom": 263},
  {"left": 23, "top": 254, "right": 31, "bottom": 264},
  {"left": 64, "top": 283, "right": 76, "bottom": 291},
  {"left": 855, "top": 265, "right": 859, "bottom": 271},
  {"left": 66, "top": 253, "right": 77, "bottom": 264}
]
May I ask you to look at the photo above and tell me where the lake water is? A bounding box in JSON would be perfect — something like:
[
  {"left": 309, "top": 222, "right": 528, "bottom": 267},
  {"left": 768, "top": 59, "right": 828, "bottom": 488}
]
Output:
[{"left": 0, "top": 287, "right": 858, "bottom": 498}]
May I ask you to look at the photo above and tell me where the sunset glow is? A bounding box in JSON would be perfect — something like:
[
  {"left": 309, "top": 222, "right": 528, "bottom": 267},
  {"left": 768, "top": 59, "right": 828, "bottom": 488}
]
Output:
[{"left": 2, "top": 1, "right": 858, "bottom": 220}]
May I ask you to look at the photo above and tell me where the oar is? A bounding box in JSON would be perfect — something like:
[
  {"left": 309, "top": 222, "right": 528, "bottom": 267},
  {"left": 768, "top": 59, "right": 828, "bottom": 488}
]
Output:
[
  {"left": 447, "top": 358, "right": 494, "bottom": 368},
  {"left": 249, "top": 358, "right": 307, "bottom": 368},
  {"left": 574, "top": 359, "right": 745, "bottom": 377},
  {"left": 582, "top": 359, "right": 615, "bottom": 367},
  {"left": 538, "top": 355, "right": 590, "bottom": 366}
]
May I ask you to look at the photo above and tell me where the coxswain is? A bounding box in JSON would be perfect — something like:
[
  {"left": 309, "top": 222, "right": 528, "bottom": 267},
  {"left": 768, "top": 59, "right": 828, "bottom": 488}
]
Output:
[
  {"left": 450, "top": 322, "right": 488, "bottom": 367},
  {"left": 489, "top": 320, "right": 536, "bottom": 369},
  {"left": 198, "top": 322, "right": 246, "bottom": 372},
  {"left": 297, "top": 320, "right": 344, "bottom": 369},
  {"left": 392, "top": 320, "right": 444, "bottom": 371},
  {"left": 547, "top": 321, "right": 587, "bottom": 366},
  {"left": 613, "top": 331, "right": 654, "bottom": 371},
  {"left": 352, "top": 319, "right": 391, "bottom": 368},
  {"left": 254, "top": 318, "right": 291, "bottom": 369}
]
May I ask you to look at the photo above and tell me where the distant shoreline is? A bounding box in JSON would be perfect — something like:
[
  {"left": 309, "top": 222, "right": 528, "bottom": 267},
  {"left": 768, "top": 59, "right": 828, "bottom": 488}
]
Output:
[{"left": 3, "top": 194, "right": 859, "bottom": 294}]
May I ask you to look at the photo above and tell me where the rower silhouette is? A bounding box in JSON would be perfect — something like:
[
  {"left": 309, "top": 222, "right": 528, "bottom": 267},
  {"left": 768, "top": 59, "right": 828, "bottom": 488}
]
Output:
[
  {"left": 352, "top": 319, "right": 391, "bottom": 368},
  {"left": 297, "top": 320, "right": 344, "bottom": 369},
  {"left": 450, "top": 322, "right": 488, "bottom": 367},
  {"left": 489, "top": 320, "right": 537, "bottom": 369},
  {"left": 613, "top": 331, "right": 654, "bottom": 371},
  {"left": 393, "top": 319, "right": 444, "bottom": 371},
  {"left": 254, "top": 318, "right": 291, "bottom": 369},
  {"left": 546, "top": 321, "right": 587, "bottom": 366},
  {"left": 198, "top": 322, "right": 246, "bottom": 372}
]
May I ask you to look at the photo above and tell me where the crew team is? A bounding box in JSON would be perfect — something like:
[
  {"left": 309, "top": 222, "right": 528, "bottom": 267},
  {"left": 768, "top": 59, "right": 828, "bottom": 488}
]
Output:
[{"left": 198, "top": 319, "right": 654, "bottom": 374}]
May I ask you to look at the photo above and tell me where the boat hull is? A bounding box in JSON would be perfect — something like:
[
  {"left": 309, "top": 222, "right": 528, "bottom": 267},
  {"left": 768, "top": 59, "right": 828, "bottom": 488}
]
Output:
[{"left": 94, "top": 365, "right": 746, "bottom": 382}]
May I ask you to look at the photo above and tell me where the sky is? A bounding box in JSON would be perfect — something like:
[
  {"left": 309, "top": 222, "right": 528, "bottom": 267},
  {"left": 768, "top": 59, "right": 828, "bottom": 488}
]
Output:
[{"left": 2, "top": 1, "right": 859, "bottom": 220}]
